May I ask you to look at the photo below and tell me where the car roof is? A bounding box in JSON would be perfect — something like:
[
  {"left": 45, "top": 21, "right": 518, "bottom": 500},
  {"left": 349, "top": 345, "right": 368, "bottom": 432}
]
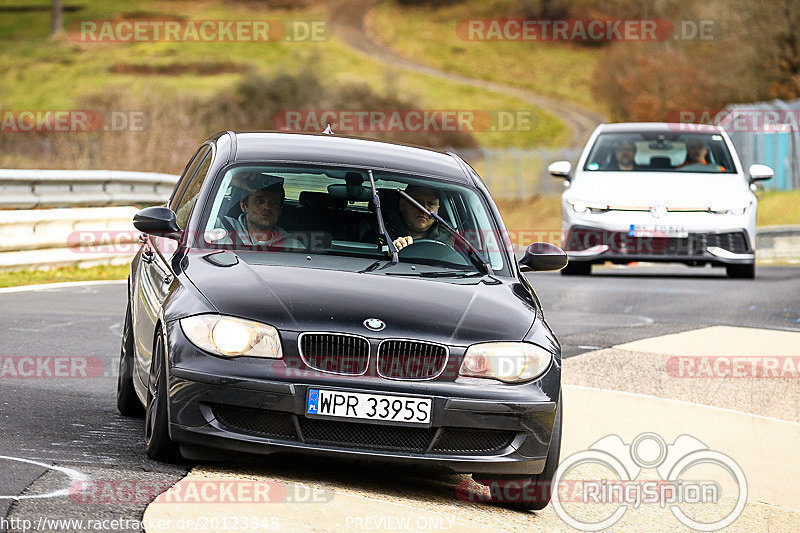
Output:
[
  {"left": 597, "top": 122, "right": 724, "bottom": 133},
  {"left": 218, "top": 132, "right": 470, "bottom": 183}
]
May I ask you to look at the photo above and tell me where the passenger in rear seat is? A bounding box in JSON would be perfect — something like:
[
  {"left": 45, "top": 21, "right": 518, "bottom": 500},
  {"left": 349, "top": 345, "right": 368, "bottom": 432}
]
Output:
[{"left": 389, "top": 185, "right": 454, "bottom": 251}]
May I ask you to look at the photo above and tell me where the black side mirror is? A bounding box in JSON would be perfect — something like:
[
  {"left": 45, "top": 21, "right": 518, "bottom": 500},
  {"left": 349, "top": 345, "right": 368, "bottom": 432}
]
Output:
[
  {"left": 519, "top": 242, "right": 568, "bottom": 272},
  {"left": 133, "top": 207, "right": 182, "bottom": 240}
]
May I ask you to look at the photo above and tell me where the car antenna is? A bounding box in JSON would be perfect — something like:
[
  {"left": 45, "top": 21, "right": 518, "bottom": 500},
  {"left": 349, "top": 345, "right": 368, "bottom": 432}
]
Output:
[
  {"left": 322, "top": 124, "right": 334, "bottom": 135},
  {"left": 368, "top": 170, "right": 399, "bottom": 264}
]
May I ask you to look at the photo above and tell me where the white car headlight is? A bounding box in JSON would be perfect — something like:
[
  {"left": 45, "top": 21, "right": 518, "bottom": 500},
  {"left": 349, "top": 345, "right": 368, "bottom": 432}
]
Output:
[
  {"left": 459, "top": 342, "right": 552, "bottom": 383},
  {"left": 569, "top": 200, "right": 588, "bottom": 214},
  {"left": 180, "top": 314, "right": 283, "bottom": 359}
]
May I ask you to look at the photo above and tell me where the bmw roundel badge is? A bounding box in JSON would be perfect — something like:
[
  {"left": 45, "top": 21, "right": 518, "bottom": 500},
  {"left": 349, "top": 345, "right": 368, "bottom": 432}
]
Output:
[{"left": 363, "top": 318, "right": 386, "bottom": 331}]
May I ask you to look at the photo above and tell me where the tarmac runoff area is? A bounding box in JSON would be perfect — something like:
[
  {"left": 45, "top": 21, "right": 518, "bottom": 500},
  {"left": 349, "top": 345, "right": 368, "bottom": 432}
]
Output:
[{"left": 143, "top": 326, "right": 800, "bottom": 532}]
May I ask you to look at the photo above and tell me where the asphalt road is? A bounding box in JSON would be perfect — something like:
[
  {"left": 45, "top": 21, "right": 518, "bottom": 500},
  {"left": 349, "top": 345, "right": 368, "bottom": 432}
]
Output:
[{"left": 0, "top": 264, "right": 798, "bottom": 531}]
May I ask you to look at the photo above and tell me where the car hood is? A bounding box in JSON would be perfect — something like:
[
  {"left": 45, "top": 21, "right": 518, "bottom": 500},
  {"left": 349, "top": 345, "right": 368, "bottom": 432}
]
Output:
[
  {"left": 183, "top": 253, "right": 536, "bottom": 346},
  {"left": 567, "top": 172, "right": 750, "bottom": 209}
]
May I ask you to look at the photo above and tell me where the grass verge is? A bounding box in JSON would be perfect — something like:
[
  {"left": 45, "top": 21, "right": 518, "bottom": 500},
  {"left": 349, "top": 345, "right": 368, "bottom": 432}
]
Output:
[
  {"left": 0, "top": 264, "right": 128, "bottom": 289},
  {"left": 371, "top": 0, "right": 606, "bottom": 114},
  {"left": 0, "top": 0, "right": 567, "bottom": 154}
]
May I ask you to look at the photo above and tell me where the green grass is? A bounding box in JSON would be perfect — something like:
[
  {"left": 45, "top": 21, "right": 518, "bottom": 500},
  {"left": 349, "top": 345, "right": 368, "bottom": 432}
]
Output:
[
  {"left": 757, "top": 189, "right": 800, "bottom": 226},
  {"left": 0, "top": 264, "right": 128, "bottom": 288},
  {"left": 0, "top": 0, "right": 567, "bottom": 149},
  {"left": 371, "top": 0, "right": 607, "bottom": 115}
]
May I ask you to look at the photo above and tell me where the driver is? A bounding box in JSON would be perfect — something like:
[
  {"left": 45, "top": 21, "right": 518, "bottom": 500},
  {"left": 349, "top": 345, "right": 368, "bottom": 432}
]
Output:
[
  {"left": 390, "top": 185, "right": 453, "bottom": 251},
  {"left": 220, "top": 173, "right": 303, "bottom": 249}
]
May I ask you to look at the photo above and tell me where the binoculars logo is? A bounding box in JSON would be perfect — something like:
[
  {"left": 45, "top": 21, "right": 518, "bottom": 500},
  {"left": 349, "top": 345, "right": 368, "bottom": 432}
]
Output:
[{"left": 551, "top": 432, "right": 747, "bottom": 531}]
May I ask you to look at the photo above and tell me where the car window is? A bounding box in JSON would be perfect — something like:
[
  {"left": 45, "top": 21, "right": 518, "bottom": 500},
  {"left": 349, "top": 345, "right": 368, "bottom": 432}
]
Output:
[
  {"left": 170, "top": 145, "right": 211, "bottom": 211},
  {"left": 199, "top": 164, "right": 507, "bottom": 274},
  {"left": 583, "top": 131, "right": 737, "bottom": 173},
  {"left": 174, "top": 147, "right": 212, "bottom": 229}
]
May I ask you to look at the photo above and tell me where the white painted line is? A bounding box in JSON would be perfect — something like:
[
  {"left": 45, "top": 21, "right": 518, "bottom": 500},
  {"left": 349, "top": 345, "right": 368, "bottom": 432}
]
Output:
[
  {"left": 0, "top": 279, "right": 126, "bottom": 294},
  {"left": 0, "top": 455, "right": 89, "bottom": 500}
]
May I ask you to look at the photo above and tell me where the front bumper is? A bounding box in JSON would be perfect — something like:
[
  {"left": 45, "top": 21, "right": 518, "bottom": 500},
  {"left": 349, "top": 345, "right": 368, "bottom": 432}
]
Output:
[
  {"left": 564, "top": 226, "right": 755, "bottom": 265},
  {"left": 164, "top": 323, "right": 560, "bottom": 476}
]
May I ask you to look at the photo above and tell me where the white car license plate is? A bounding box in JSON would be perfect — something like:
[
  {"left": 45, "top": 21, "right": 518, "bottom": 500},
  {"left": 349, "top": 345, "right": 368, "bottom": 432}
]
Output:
[
  {"left": 306, "top": 389, "right": 432, "bottom": 425},
  {"left": 629, "top": 224, "right": 689, "bottom": 238}
]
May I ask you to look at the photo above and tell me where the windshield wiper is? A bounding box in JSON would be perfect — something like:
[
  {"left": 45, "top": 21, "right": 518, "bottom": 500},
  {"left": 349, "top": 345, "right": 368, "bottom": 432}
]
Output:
[
  {"left": 357, "top": 258, "right": 399, "bottom": 274},
  {"left": 396, "top": 188, "right": 493, "bottom": 275},
  {"left": 368, "top": 170, "right": 399, "bottom": 263},
  {"left": 384, "top": 270, "right": 484, "bottom": 278}
]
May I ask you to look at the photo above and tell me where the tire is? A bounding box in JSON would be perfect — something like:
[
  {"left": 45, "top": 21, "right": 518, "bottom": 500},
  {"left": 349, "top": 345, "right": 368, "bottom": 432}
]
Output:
[
  {"left": 145, "top": 331, "right": 182, "bottom": 463},
  {"left": 117, "top": 302, "right": 144, "bottom": 416},
  {"left": 474, "top": 395, "right": 562, "bottom": 512},
  {"left": 726, "top": 263, "right": 755, "bottom": 279},
  {"left": 560, "top": 261, "right": 591, "bottom": 276}
]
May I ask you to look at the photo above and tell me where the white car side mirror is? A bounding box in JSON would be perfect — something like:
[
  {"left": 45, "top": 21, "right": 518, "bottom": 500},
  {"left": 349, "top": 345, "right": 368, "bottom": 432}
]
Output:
[
  {"left": 748, "top": 164, "right": 773, "bottom": 182},
  {"left": 548, "top": 160, "right": 572, "bottom": 179}
]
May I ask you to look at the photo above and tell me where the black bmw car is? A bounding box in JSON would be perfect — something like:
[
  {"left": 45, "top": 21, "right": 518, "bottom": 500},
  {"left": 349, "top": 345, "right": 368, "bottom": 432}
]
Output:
[{"left": 117, "top": 131, "right": 567, "bottom": 510}]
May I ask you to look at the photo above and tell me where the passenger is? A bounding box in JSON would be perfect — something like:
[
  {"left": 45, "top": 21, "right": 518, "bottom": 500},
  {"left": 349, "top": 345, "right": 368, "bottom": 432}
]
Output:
[
  {"left": 678, "top": 140, "right": 726, "bottom": 171},
  {"left": 680, "top": 140, "right": 709, "bottom": 167},
  {"left": 604, "top": 140, "right": 641, "bottom": 171},
  {"left": 390, "top": 185, "right": 454, "bottom": 251},
  {"left": 219, "top": 173, "right": 303, "bottom": 249}
]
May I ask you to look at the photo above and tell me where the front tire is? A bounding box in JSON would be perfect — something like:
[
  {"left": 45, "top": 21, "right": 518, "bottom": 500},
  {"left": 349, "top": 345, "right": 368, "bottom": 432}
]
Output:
[
  {"left": 560, "top": 261, "right": 591, "bottom": 276},
  {"left": 145, "top": 331, "right": 182, "bottom": 463},
  {"left": 726, "top": 263, "right": 755, "bottom": 279},
  {"left": 117, "top": 302, "right": 144, "bottom": 416},
  {"left": 474, "top": 395, "right": 563, "bottom": 511}
]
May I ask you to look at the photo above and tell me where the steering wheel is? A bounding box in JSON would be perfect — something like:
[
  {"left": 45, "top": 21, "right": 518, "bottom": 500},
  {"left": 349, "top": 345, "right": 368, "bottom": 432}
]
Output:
[{"left": 397, "top": 238, "right": 468, "bottom": 265}]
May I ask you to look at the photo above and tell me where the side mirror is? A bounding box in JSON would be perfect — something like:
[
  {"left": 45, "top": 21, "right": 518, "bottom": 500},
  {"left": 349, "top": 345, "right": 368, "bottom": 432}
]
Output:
[
  {"left": 133, "top": 207, "right": 182, "bottom": 240},
  {"left": 548, "top": 160, "right": 572, "bottom": 179},
  {"left": 748, "top": 164, "right": 773, "bottom": 182},
  {"left": 519, "top": 242, "right": 568, "bottom": 272}
]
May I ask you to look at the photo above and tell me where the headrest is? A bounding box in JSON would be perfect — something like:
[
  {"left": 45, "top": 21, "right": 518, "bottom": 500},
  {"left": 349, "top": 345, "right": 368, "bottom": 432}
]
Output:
[{"left": 298, "top": 191, "right": 346, "bottom": 210}]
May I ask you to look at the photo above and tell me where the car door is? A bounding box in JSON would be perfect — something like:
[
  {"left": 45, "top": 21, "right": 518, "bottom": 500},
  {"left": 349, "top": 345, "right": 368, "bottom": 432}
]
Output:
[{"left": 133, "top": 144, "right": 213, "bottom": 385}]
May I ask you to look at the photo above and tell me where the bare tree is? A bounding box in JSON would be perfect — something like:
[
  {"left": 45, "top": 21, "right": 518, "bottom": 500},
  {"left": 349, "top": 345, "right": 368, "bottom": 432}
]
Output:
[{"left": 51, "top": 0, "right": 64, "bottom": 36}]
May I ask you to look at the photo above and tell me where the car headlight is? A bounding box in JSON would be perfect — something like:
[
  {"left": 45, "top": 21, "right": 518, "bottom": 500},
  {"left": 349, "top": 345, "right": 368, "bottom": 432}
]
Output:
[
  {"left": 459, "top": 342, "right": 552, "bottom": 383},
  {"left": 569, "top": 200, "right": 588, "bottom": 214},
  {"left": 180, "top": 314, "right": 283, "bottom": 359},
  {"left": 709, "top": 202, "right": 749, "bottom": 215}
]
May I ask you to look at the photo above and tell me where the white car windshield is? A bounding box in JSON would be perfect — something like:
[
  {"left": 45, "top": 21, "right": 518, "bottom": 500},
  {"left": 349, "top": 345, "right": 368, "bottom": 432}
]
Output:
[{"left": 583, "top": 132, "right": 737, "bottom": 173}]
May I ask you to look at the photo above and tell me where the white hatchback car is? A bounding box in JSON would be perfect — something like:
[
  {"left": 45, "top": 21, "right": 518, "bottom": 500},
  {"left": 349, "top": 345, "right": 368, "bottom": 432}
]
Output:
[{"left": 549, "top": 123, "right": 773, "bottom": 278}]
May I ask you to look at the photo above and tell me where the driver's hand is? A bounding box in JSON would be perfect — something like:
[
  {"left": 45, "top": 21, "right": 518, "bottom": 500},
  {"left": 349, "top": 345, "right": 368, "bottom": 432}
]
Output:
[{"left": 393, "top": 236, "right": 413, "bottom": 251}]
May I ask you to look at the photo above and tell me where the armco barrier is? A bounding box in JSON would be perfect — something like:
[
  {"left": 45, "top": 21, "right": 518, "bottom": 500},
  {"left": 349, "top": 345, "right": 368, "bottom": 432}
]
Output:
[
  {"left": 0, "top": 169, "right": 179, "bottom": 209},
  {"left": 0, "top": 207, "right": 141, "bottom": 271},
  {"left": 756, "top": 225, "right": 800, "bottom": 263}
]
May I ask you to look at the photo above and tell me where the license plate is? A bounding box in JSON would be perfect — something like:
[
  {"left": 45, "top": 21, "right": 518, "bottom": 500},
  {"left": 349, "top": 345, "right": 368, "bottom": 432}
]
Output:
[
  {"left": 629, "top": 224, "right": 688, "bottom": 238},
  {"left": 306, "top": 389, "right": 432, "bottom": 425}
]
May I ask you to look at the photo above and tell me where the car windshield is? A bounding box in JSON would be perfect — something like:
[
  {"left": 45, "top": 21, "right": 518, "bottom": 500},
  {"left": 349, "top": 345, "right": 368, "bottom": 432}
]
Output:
[
  {"left": 583, "top": 131, "right": 737, "bottom": 173},
  {"left": 197, "top": 164, "right": 507, "bottom": 274}
]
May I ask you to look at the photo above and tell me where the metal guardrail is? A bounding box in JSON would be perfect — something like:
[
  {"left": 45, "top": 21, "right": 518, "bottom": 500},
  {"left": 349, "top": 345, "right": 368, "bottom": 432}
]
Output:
[
  {"left": 756, "top": 225, "right": 800, "bottom": 263},
  {"left": 0, "top": 169, "right": 179, "bottom": 209}
]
